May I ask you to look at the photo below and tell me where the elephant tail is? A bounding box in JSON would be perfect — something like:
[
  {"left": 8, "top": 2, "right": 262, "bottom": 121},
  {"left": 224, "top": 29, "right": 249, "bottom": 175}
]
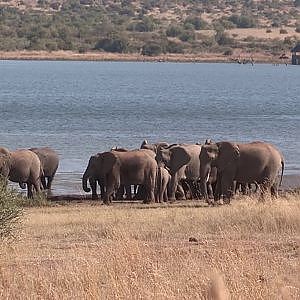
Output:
[{"left": 279, "top": 160, "right": 284, "bottom": 187}]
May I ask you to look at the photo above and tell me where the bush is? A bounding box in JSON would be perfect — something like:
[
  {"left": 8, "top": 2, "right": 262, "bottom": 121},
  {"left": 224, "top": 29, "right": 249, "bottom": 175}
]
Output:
[
  {"left": 127, "top": 17, "right": 155, "bottom": 32},
  {"left": 0, "top": 180, "right": 23, "bottom": 239},
  {"left": 228, "top": 14, "right": 257, "bottom": 28},
  {"left": 166, "top": 25, "right": 184, "bottom": 37},
  {"left": 166, "top": 40, "right": 184, "bottom": 53},
  {"left": 215, "top": 30, "right": 234, "bottom": 46},
  {"left": 296, "top": 25, "right": 300, "bottom": 33},
  {"left": 141, "top": 41, "right": 163, "bottom": 56},
  {"left": 223, "top": 48, "right": 233, "bottom": 56},
  {"left": 179, "top": 30, "right": 195, "bottom": 42},
  {"left": 184, "top": 16, "right": 208, "bottom": 30},
  {"left": 94, "top": 37, "right": 128, "bottom": 53},
  {"left": 266, "top": 28, "right": 272, "bottom": 33},
  {"left": 280, "top": 28, "right": 288, "bottom": 34}
]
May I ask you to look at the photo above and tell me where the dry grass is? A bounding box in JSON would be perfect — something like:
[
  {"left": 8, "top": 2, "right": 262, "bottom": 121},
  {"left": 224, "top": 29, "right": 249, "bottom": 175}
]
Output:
[{"left": 0, "top": 194, "right": 299, "bottom": 299}]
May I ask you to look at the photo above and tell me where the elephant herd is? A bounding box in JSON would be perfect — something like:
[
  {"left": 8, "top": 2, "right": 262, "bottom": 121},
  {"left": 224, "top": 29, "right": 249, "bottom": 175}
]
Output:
[
  {"left": 0, "top": 140, "right": 284, "bottom": 204},
  {"left": 0, "top": 146, "right": 59, "bottom": 198},
  {"left": 82, "top": 140, "right": 285, "bottom": 205}
]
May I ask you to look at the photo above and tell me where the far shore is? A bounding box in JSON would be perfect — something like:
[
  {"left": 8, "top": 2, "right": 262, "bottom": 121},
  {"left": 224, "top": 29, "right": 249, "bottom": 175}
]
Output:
[{"left": 0, "top": 50, "right": 291, "bottom": 64}]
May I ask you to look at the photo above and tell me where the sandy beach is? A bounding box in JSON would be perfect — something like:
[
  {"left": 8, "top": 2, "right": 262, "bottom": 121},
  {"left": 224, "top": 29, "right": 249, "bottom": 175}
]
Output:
[{"left": 0, "top": 50, "right": 289, "bottom": 64}]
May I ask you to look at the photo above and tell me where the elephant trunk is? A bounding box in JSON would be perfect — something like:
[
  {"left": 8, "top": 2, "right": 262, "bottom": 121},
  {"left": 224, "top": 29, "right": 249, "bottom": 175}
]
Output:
[{"left": 82, "top": 171, "right": 91, "bottom": 193}]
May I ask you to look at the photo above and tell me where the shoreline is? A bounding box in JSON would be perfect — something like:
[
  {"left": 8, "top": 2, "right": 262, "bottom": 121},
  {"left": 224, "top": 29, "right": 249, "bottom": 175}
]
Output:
[
  {"left": 0, "top": 50, "right": 290, "bottom": 64},
  {"left": 12, "top": 173, "right": 300, "bottom": 200}
]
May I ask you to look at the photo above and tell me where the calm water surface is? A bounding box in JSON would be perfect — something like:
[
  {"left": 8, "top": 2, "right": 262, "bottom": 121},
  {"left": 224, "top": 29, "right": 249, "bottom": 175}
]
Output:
[{"left": 0, "top": 61, "right": 299, "bottom": 194}]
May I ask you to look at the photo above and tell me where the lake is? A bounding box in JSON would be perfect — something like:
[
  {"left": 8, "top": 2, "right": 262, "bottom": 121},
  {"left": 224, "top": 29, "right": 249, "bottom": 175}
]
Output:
[{"left": 0, "top": 60, "right": 299, "bottom": 195}]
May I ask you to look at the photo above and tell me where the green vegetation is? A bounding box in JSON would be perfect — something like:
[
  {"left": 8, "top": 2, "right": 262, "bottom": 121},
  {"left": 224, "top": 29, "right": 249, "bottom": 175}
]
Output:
[
  {"left": 0, "top": 180, "right": 23, "bottom": 238},
  {"left": 0, "top": 0, "right": 299, "bottom": 55}
]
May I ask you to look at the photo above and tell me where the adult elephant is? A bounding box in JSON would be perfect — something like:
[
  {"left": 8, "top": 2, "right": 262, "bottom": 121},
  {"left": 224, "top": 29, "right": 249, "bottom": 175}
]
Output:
[
  {"left": 0, "top": 149, "right": 42, "bottom": 198},
  {"left": 29, "top": 147, "right": 59, "bottom": 190},
  {"left": 200, "top": 141, "right": 284, "bottom": 203},
  {"left": 82, "top": 150, "right": 157, "bottom": 204},
  {"left": 156, "top": 144, "right": 202, "bottom": 201}
]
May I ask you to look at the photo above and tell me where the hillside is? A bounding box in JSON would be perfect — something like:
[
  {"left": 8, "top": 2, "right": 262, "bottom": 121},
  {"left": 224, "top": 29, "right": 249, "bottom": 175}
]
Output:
[{"left": 0, "top": 0, "right": 299, "bottom": 60}]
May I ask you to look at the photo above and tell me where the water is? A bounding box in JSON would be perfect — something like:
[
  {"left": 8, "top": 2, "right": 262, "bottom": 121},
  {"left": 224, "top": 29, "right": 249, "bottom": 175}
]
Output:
[{"left": 0, "top": 61, "right": 299, "bottom": 195}]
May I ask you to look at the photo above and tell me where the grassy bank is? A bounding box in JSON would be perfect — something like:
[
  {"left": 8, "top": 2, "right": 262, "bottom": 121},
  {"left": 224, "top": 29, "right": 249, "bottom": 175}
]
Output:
[{"left": 0, "top": 194, "right": 299, "bottom": 299}]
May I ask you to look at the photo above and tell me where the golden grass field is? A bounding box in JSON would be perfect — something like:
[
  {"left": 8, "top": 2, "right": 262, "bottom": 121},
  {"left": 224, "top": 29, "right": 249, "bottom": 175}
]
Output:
[{"left": 1, "top": 194, "right": 299, "bottom": 299}]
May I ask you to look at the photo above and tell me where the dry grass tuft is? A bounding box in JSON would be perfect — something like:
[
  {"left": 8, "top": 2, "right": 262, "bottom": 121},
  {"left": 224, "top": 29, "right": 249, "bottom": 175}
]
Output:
[{"left": 0, "top": 194, "right": 299, "bottom": 299}]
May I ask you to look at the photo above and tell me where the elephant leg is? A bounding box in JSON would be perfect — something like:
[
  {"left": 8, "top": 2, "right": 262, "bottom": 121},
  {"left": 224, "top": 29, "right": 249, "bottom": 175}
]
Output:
[
  {"left": 241, "top": 183, "right": 248, "bottom": 195},
  {"left": 221, "top": 175, "right": 234, "bottom": 204},
  {"left": 33, "top": 180, "right": 41, "bottom": 196},
  {"left": 207, "top": 183, "right": 214, "bottom": 199},
  {"left": 89, "top": 178, "right": 98, "bottom": 200},
  {"left": 27, "top": 183, "right": 33, "bottom": 198},
  {"left": 116, "top": 185, "right": 125, "bottom": 200},
  {"left": 46, "top": 175, "right": 55, "bottom": 190},
  {"left": 169, "top": 173, "right": 179, "bottom": 201},
  {"left": 41, "top": 176, "right": 47, "bottom": 190},
  {"left": 176, "top": 182, "right": 186, "bottom": 200},
  {"left": 271, "top": 179, "right": 279, "bottom": 198},
  {"left": 99, "top": 181, "right": 105, "bottom": 200},
  {"left": 125, "top": 185, "right": 132, "bottom": 200},
  {"left": 213, "top": 173, "right": 222, "bottom": 202},
  {"left": 258, "top": 180, "right": 271, "bottom": 202}
]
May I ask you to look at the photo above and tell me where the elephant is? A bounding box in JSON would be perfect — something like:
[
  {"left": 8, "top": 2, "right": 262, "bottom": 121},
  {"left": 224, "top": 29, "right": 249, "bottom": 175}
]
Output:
[
  {"left": 156, "top": 143, "right": 202, "bottom": 201},
  {"left": 199, "top": 141, "right": 284, "bottom": 203},
  {"left": 29, "top": 147, "right": 59, "bottom": 190},
  {"left": 140, "top": 140, "right": 169, "bottom": 154},
  {"left": 111, "top": 147, "right": 156, "bottom": 200},
  {"left": 156, "top": 163, "right": 171, "bottom": 203},
  {"left": 0, "top": 149, "right": 42, "bottom": 198},
  {"left": 82, "top": 149, "right": 157, "bottom": 204}
]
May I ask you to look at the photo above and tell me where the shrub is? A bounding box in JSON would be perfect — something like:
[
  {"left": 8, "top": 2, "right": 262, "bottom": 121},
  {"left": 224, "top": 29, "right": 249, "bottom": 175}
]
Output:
[
  {"left": 184, "top": 16, "right": 208, "bottom": 30},
  {"left": 166, "top": 40, "right": 184, "bottom": 53},
  {"left": 266, "top": 28, "right": 272, "bottom": 33},
  {"left": 280, "top": 28, "right": 288, "bottom": 34},
  {"left": 223, "top": 48, "right": 233, "bottom": 56},
  {"left": 179, "top": 30, "right": 195, "bottom": 42},
  {"left": 95, "top": 37, "right": 128, "bottom": 53},
  {"left": 296, "top": 25, "right": 300, "bottom": 33},
  {"left": 228, "top": 14, "right": 257, "bottom": 28},
  {"left": 166, "top": 25, "right": 183, "bottom": 37},
  {"left": 215, "top": 30, "right": 234, "bottom": 46},
  {"left": 0, "top": 180, "right": 23, "bottom": 239},
  {"left": 141, "top": 41, "right": 162, "bottom": 56}
]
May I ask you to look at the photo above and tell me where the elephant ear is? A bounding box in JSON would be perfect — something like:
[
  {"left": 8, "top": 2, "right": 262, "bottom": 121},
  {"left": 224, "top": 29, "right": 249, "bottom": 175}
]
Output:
[
  {"left": 170, "top": 146, "right": 191, "bottom": 172},
  {"left": 216, "top": 142, "right": 240, "bottom": 172},
  {"left": 100, "top": 152, "right": 118, "bottom": 175}
]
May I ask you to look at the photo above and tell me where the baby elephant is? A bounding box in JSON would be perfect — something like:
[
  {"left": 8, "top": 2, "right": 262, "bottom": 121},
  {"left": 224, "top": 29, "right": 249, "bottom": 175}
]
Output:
[
  {"left": 156, "top": 165, "right": 171, "bottom": 203},
  {"left": 29, "top": 147, "right": 59, "bottom": 190}
]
